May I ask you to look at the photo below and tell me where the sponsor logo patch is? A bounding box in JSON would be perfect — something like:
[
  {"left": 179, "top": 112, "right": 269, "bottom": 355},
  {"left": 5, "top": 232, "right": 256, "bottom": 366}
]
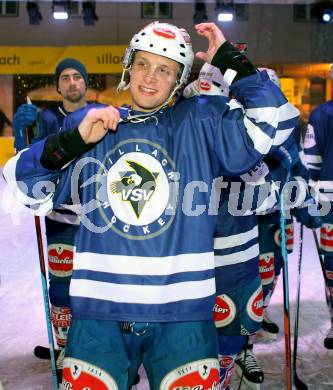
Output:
[
  {"left": 274, "top": 223, "right": 294, "bottom": 251},
  {"left": 199, "top": 81, "right": 211, "bottom": 91},
  {"left": 321, "top": 224, "right": 333, "bottom": 252},
  {"left": 48, "top": 243, "right": 74, "bottom": 277},
  {"left": 259, "top": 252, "right": 275, "bottom": 285},
  {"left": 62, "top": 358, "right": 118, "bottom": 389},
  {"left": 247, "top": 286, "right": 264, "bottom": 322},
  {"left": 160, "top": 358, "right": 220, "bottom": 390},
  {"left": 213, "top": 294, "right": 236, "bottom": 328},
  {"left": 218, "top": 355, "right": 234, "bottom": 369}
]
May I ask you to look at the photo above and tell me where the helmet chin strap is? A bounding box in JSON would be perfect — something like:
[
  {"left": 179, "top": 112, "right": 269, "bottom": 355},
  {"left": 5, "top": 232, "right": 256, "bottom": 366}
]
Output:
[{"left": 117, "top": 67, "right": 131, "bottom": 93}]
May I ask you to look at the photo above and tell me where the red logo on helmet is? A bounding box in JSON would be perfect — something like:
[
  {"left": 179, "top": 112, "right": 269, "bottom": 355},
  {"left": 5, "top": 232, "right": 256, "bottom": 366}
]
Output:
[
  {"left": 247, "top": 286, "right": 264, "bottom": 322},
  {"left": 200, "top": 81, "right": 211, "bottom": 91},
  {"left": 259, "top": 252, "right": 275, "bottom": 285},
  {"left": 160, "top": 359, "right": 220, "bottom": 390},
  {"left": 326, "top": 271, "right": 333, "bottom": 280},
  {"left": 153, "top": 27, "right": 176, "bottom": 39},
  {"left": 213, "top": 294, "right": 236, "bottom": 328}
]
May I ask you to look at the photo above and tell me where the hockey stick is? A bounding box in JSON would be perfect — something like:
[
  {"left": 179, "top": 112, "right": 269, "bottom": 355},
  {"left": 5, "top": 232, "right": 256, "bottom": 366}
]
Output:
[
  {"left": 293, "top": 223, "right": 308, "bottom": 390},
  {"left": 26, "top": 97, "right": 59, "bottom": 389},
  {"left": 312, "top": 229, "right": 330, "bottom": 307},
  {"left": 279, "top": 187, "right": 292, "bottom": 390}
]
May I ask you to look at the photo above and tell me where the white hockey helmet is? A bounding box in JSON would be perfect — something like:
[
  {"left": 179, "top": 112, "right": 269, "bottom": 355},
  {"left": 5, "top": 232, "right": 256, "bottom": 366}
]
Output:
[
  {"left": 119, "top": 21, "right": 194, "bottom": 91},
  {"left": 198, "top": 63, "right": 230, "bottom": 97},
  {"left": 183, "top": 63, "right": 230, "bottom": 98},
  {"left": 258, "top": 67, "right": 281, "bottom": 88}
]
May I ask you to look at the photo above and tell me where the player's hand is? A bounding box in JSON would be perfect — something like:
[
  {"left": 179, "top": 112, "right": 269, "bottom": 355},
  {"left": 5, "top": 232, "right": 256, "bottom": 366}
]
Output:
[
  {"left": 14, "top": 103, "right": 38, "bottom": 127},
  {"left": 78, "top": 106, "right": 120, "bottom": 144},
  {"left": 13, "top": 103, "right": 39, "bottom": 151},
  {"left": 195, "top": 23, "right": 226, "bottom": 63}
]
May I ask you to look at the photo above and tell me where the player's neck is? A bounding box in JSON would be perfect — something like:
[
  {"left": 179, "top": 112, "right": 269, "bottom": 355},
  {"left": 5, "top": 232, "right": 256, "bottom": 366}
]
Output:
[{"left": 62, "top": 98, "right": 87, "bottom": 113}]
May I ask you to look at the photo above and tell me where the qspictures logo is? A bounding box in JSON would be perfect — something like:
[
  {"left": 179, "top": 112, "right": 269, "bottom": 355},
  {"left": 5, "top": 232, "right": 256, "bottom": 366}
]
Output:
[{"left": 0, "top": 55, "right": 20, "bottom": 65}]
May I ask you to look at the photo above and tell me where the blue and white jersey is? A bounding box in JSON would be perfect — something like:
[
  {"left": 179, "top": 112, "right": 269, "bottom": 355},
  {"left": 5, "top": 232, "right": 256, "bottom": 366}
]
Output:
[
  {"left": 214, "top": 199, "right": 259, "bottom": 293},
  {"left": 4, "top": 72, "right": 299, "bottom": 323},
  {"left": 304, "top": 100, "right": 333, "bottom": 217}
]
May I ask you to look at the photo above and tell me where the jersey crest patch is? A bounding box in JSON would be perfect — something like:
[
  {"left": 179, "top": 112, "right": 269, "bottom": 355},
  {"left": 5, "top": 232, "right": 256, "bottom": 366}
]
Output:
[{"left": 95, "top": 140, "right": 179, "bottom": 240}]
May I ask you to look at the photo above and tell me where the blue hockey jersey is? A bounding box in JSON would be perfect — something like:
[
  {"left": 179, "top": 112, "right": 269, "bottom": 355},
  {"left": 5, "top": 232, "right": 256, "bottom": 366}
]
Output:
[
  {"left": 304, "top": 100, "right": 333, "bottom": 219},
  {"left": 4, "top": 72, "right": 299, "bottom": 323}
]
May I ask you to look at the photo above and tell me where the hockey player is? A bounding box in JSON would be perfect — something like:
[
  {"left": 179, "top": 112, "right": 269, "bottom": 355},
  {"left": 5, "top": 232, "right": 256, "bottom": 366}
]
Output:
[
  {"left": 304, "top": 66, "right": 333, "bottom": 349},
  {"left": 12, "top": 58, "right": 90, "bottom": 377},
  {"left": 257, "top": 68, "right": 322, "bottom": 341},
  {"left": 4, "top": 21, "right": 299, "bottom": 388},
  {"left": 184, "top": 64, "right": 300, "bottom": 389}
]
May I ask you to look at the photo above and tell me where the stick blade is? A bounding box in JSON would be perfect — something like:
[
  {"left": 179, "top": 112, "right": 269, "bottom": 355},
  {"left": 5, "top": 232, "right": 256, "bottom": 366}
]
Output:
[{"left": 294, "top": 372, "right": 308, "bottom": 390}]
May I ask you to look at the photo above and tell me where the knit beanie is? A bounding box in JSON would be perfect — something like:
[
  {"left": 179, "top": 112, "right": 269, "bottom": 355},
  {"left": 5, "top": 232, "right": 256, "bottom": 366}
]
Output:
[{"left": 55, "top": 58, "right": 88, "bottom": 90}]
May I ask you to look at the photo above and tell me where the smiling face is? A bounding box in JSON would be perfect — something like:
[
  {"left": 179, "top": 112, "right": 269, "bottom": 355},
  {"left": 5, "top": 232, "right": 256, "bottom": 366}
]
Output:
[
  {"left": 58, "top": 68, "right": 87, "bottom": 105},
  {"left": 129, "top": 51, "right": 180, "bottom": 112}
]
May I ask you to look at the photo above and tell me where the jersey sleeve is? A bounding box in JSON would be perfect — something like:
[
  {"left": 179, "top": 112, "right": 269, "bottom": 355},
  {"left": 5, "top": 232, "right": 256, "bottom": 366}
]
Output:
[
  {"left": 205, "top": 71, "right": 299, "bottom": 177},
  {"left": 3, "top": 139, "right": 74, "bottom": 215}
]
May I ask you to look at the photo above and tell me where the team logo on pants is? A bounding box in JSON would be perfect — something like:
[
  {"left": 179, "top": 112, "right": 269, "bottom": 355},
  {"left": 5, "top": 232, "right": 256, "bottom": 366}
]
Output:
[
  {"left": 160, "top": 358, "right": 220, "bottom": 389},
  {"left": 321, "top": 224, "right": 333, "bottom": 252},
  {"left": 246, "top": 286, "right": 264, "bottom": 322},
  {"left": 213, "top": 294, "right": 236, "bottom": 328},
  {"left": 274, "top": 223, "right": 294, "bottom": 251},
  {"left": 48, "top": 243, "right": 74, "bottom": 277},
  {"left": 62, "top": 358, "right": 118, "bottom": 389},
  {"left": 259, "top": 252, "right": 275, "bottom": 285}
]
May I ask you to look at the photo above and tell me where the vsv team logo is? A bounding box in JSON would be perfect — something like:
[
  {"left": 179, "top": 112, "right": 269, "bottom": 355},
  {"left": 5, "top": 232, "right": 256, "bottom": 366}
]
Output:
[{"left": 97, "top": 140, "right": 179, "bottom": 239}]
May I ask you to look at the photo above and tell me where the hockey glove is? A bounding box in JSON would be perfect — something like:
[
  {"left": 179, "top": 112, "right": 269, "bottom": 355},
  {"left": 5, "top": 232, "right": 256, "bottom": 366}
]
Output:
[
  {"left": 13, "top": 104, "right": 38, "bottom": 151},
  {"left": 292, "top": 207, "right": 322, "bottom": 229}
]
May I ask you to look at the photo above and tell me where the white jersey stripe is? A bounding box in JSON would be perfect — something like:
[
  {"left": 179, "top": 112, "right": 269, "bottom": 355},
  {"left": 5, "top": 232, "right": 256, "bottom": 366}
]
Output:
[
  {"left": 214, "top": 225, "right": 258, "bottom": 250},
  {"left": 307, "top": 164, "right": 321, "bottom": 170},
  {"left": 214, "top": 243, "right": 259, "bottom": 267},
  {"left": 70, "top": 277, "right": 216, "bottom": 304},
  {"left": 305, "top": 155, "right": 323, "bottom": 163},
  {"left": 246, "top": 103, "right": 299, "bottom": 126},
  {"left": 74, "top": 251, "right": 214, "bottom": 275},
  {"left": 244, "top": 116, "right": 273, "bottom": 155},
  {"left": 273, "top": 127, "right": 294, "bottom": 146},
  {"left": 246, "top": 106, "right": 278, "bottom": 127}
]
